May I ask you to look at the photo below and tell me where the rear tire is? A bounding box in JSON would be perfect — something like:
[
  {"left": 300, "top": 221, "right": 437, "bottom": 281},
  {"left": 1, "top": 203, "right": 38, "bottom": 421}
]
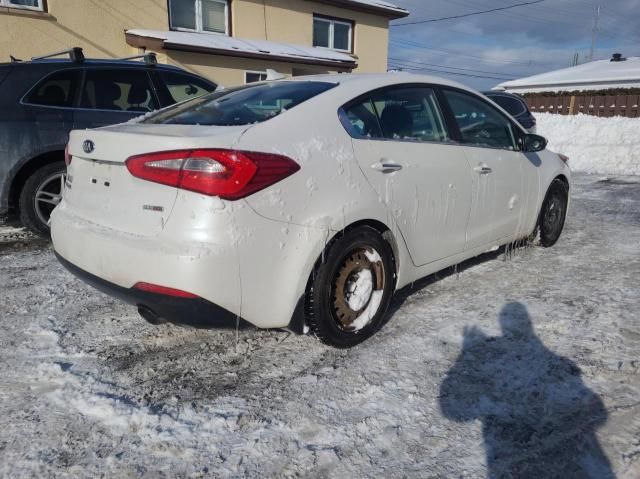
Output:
[
  {"left": 538, "top": 179, "right": 568, "bottom": 247},
  {"left": 18, "top": 162, "right": 66, "bottom": 237},
  {"left": 307, "top": 226, "right": 395, "bottom": 348}
]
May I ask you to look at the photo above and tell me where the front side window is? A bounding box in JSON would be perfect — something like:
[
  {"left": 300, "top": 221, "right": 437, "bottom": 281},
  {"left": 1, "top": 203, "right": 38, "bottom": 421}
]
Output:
[
  {"left": 158, "top": 71, "right": 216, "bottom": 104},
  {"left": 25, "top": 70, "right": 79, "bottom": 108},
  {"left": 443, "top": 89, "right": 516, "bottom": 150},
  {"left": 143, "top": 81, "right": 336, "bottom": 126},
  {"left": 313, "top": 16, "right": 352, "bottom": 52},
  {"left": 341, "top": 87, "right": 449, "bottom": 143},
  {"left": 1, "top": 0, "right": 44, "bottom": 11},
  {"left": 169, "top": 0, "right": 228, "bottom": 34},
  {"left": 80, "top": 69, "right": 158, "bottom": 112}
]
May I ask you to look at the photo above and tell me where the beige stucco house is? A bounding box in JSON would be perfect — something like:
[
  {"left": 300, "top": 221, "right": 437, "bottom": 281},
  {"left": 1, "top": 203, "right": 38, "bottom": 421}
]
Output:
[{"left": 0, "top": 0, "right": 408, "bottom": 86}]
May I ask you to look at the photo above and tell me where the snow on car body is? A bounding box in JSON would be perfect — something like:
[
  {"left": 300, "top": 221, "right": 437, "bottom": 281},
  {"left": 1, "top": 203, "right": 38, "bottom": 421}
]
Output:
[{"left": 51, "top": 73, "right": 571, "bottom": 347}]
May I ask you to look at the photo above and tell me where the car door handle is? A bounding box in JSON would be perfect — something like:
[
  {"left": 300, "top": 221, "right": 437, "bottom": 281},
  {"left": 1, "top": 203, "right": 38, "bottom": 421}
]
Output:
[
  {"left": 371, "top": 161, "right": 403, "bottom": 173},
  {"left": 474, "top": 165, "right": 493, "bottom": 174}
]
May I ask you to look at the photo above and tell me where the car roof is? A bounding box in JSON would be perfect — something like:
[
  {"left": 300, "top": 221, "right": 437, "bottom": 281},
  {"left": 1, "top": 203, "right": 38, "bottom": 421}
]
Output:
[
  {"left": 281, "top": 72, "right": 478, "bottom": 95},
  {"left": 0, "top": 58, "right": 187, "bottom": 73}
]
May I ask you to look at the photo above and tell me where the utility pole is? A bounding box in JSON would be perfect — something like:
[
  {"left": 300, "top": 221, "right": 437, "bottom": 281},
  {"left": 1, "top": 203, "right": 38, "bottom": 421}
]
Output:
[{"left": 589, "top": 4, "right": 601, "bottom": 62}]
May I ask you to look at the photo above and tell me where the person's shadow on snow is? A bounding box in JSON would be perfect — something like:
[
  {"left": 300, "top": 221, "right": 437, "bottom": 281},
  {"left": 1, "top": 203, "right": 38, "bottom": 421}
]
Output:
[{"left": 439, "top": 302, "right": 615, "bottom": 479}]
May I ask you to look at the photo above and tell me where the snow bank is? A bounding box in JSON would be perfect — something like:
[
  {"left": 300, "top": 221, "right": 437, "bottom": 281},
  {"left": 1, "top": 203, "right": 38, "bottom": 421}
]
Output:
[{"left": 536, "top": 113, "right": 640, "bottom": 176}]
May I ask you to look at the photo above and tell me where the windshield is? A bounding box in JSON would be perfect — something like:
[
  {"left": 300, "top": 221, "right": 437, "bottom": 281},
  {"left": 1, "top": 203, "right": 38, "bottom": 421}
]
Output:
[{"left": 143, "top": 81, "right": 337, "bottom": 126}]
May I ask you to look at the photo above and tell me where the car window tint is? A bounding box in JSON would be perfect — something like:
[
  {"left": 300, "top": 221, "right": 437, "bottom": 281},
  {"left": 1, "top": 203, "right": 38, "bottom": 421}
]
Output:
[
  {"left": 143, "top": 81, "right": 336, "bottom": 126},
  {"left": 80, "top": 69, "right": 158, "bottom": 112},
  {"left": 372, "top": 87, "right": 449, "bottom": 142},
  {"left": 486, "top": 94, "right": 527, "bottom": 117},
  {"left": 26, "top": 69, "right": 78, "bottom": 107},
  {"left": 444, "top": 90, "right": 516, "bottom": 150},
  {"left": 158, "top": 71, "right": 216, "bottom": 104},
  {"left": 341, "top": 98, "right": 382, "bottom": 138}
]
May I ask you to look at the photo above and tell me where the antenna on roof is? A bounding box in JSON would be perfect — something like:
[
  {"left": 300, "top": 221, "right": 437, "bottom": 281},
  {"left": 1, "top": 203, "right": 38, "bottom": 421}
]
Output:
[
  {"left": 117, "top": 52, "right": 158, "bottom": 66},
  {"left": 10, "top": 55, "right": 22, "bottom": 63},
  {"left": 31, "top": 47, "right": 85, "bottom": 63}
]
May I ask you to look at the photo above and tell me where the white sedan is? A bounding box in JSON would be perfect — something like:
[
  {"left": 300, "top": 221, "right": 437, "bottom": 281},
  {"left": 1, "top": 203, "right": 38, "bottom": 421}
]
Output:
[{"left": 51, "top": 73, "right": 570, "bottom": 348}]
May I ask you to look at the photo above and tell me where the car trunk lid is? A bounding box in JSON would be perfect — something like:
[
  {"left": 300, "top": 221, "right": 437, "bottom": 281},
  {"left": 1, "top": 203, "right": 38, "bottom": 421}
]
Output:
[{"left": 64, "top": 123, "right": 250, "bottom": 236}]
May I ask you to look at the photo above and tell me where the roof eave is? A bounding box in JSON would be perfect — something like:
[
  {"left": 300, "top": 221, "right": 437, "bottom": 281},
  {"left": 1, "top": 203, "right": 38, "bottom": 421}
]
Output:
[
  {"left": 310, "top": 0, "right": 409, "bottom": 19},
  {"left": 125, "top": 32, "right": 357, "bottom": 70}
]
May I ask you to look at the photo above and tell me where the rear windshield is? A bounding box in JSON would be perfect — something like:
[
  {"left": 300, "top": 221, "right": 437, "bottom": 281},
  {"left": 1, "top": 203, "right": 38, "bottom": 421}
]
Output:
[
  {"left": 485, "top": 94, "right": 527, "bottom": 117},
  {"left": 142, "top": 81, "right": 336, "bottom": 126}
]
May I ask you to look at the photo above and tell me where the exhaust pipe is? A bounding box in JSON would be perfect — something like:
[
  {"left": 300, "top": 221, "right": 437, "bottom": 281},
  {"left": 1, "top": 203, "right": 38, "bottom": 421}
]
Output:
[{"left": 138, "top": 305, "right": 167, "bottom": 325}]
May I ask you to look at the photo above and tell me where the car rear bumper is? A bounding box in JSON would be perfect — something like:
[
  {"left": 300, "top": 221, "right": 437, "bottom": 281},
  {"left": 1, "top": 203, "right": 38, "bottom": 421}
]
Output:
[{"left": 56, "top": 251, "right": 246, "bottom": 329}]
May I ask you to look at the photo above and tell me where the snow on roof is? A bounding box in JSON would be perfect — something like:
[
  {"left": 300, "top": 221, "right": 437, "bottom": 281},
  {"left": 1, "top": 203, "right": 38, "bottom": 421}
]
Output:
[
  {"left": 126, "top": 30, "right": 357, "bottom": 68},
  {"left": 497, "top": 56, "right": 640, "bottom": 93},
  {"left": 328, "top": 0, "right": 409, "bottom": 17}
]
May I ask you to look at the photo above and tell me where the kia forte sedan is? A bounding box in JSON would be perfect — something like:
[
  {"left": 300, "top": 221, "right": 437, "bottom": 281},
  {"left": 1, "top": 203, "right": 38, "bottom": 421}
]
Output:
[{"left": 51, "top": 73, "right": 570, "bottom": 348}]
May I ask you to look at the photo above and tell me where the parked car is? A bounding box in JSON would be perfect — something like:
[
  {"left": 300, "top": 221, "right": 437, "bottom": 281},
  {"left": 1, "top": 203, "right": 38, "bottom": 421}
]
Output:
[
  {"left": 483, "top": 91, "right": 537, "bottom": 133},
  {"left": 0, "top": 48, "right": 217, "bottom": 236},
  {"left": 52, "top": 73, "right": 570, "bottom": 348}
]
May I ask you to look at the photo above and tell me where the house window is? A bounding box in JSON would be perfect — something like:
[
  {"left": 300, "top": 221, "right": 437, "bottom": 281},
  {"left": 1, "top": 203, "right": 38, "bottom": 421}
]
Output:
[
  {"left": 169, "top": 0, "right": 229, "bottom": 35},
  {"left": 313, "top": 15, "right": 352, "bottom": 52},
  {"left": 245, "top": 71, "right": 267, "bottom": 84},
  {"left": 1, "top": 0, "right": 45, "bottom": 11}
]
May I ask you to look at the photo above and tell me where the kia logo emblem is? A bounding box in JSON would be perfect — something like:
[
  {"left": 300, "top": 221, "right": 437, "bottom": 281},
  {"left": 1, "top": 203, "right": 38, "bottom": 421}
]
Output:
[{"left": 83, "top": 140, "right": 95, "bottom": 154}]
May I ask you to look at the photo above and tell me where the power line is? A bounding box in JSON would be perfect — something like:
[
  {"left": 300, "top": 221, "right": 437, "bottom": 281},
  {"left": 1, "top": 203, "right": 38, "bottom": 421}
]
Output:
[
  {"left": 388, "top": 56, "right": 518, "bottom": 79},
  {"left": 392, "top": 0, "right": 546, "bottom": 26},
  {"left": 388, "top": 61, "right": 515, "bottom": 81}
]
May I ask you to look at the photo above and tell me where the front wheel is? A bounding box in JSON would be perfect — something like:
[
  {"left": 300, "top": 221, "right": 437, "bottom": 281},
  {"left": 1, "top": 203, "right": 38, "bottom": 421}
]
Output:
[
  {"left": 19, "top": 162, "right": 66, "bottom": 237},
  {"left": 307, "top": 227, "right": 395, "bottom": 348},
  {"left": 538, "top": 179, "right": 569, "bottom": 247}
]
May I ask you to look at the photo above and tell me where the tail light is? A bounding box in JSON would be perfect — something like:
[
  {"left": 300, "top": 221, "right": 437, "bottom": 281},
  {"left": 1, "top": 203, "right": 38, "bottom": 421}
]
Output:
[
  {"left": 133, "top": 282, "right": 198, "bottom": 298},
  {"left": 64, "top": 144, "right": 72, "bottom": 166},
  {"left": 125, "top": 149, "right": 300, "bottom": 200}
]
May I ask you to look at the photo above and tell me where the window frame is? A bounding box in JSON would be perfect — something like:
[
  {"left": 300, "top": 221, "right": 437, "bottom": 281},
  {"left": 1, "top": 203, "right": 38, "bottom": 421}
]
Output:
[
  {"left": 168, "top": 0, "right": 230, "bottom": 36},
  {"left": 339, "top": 83, "right": 525, "bottom": 150},
  {"left": 1, "top": 0, "right": 45, "bottom": 12},
  {"left": 313, "top": 14, "right": 354, "bottom": 53},
  {"left": 244, "top": 71, "right": 268, "bottom": 84}
]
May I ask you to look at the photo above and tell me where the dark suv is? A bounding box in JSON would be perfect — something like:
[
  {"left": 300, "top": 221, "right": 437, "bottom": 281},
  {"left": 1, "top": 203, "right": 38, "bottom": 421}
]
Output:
[
  {"left": 483, "top": 91, "right": 537, "bottom": 134},
  {"left": 0, "top": 48, "right": 217, "bottom": 235}
]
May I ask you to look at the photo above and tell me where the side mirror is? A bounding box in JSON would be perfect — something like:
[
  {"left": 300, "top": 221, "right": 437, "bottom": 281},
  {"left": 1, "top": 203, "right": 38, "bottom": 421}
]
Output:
[{"left": 523, "top": 134, "right": 547, "bottom": 153}]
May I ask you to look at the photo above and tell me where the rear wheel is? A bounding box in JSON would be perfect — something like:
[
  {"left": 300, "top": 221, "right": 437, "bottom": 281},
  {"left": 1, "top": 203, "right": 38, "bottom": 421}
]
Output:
[
  {"left": 307, "top": 227, "right": 395, "bottom": 348},
  {"left": 538, "top": 179, "right": 568, "bottom": 247},
  {"left": 19, "top": 162, "right": 66, "bottom": 237}
]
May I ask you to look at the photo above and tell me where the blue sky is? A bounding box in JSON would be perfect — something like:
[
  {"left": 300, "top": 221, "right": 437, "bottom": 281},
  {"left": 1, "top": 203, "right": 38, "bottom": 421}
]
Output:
[{"left": 387, "top": 0, "right": 640, "bottom": 90}]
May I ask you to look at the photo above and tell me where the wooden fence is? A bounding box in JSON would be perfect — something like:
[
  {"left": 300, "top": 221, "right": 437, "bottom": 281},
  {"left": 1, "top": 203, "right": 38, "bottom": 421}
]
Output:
[{"left": 525, "top": 94, "right": 640, "bottom": 118}]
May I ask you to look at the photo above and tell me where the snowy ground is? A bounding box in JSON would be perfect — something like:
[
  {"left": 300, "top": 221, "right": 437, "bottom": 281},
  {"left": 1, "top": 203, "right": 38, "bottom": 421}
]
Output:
[
  {"left": 1, "top": 173, "right": 639, "bottom": 478},
  {"left": 536, "top": 113, "right": 640, "bottom": 176}
]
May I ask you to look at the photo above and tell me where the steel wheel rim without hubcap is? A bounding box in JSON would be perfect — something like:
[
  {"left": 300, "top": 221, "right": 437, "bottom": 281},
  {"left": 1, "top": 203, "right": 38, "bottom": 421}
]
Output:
[
  {"left": 331, "top": 247, "right": 385, "bottom": 332},
  {"left": 35, "top": 172, "right": 65, "bottom": 227},
  {"left": 543, "top": 193, "right": 564, "bottom": 236}
]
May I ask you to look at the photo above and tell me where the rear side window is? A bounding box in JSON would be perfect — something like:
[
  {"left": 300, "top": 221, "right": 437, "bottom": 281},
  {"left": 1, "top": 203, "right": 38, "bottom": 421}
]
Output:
[
  {"left": 143, "top": 81, "right": 336, "bottom": 126},
  {"left": 80, "top": 69, "right": 158, "bottom": 112},
  {"left": 158, "top": 70, "right": 216, "bottom": 104},
  {"left": 486, "top": 94, "right": 527, "bottom": 117},
  {"left": 341, "top": 86, "right": 449, "bottom": 143},
  {"left": 25, "top": 69, "right": 79, "bottom": 107}
]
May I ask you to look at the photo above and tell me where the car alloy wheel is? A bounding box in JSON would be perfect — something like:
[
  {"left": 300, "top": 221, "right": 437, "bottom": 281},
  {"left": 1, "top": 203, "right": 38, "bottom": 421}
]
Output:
[{"left": 34, "top": 171, "right": 65, "bottom": 227}]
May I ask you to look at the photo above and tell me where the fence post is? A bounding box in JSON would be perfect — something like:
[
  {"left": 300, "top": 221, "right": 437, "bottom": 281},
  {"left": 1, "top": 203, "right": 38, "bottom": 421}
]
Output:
[{"left": 569, "top": 95, "right": 577, "bottom": 115}]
